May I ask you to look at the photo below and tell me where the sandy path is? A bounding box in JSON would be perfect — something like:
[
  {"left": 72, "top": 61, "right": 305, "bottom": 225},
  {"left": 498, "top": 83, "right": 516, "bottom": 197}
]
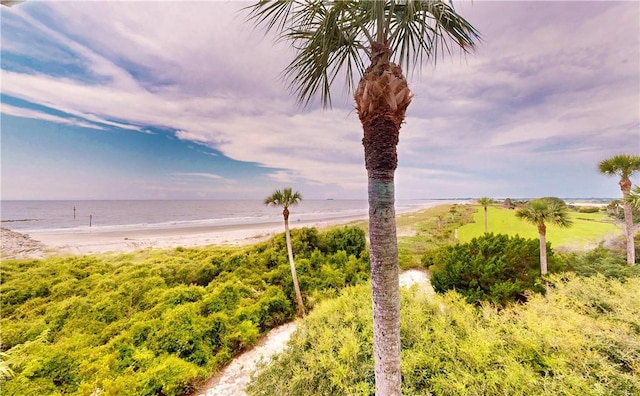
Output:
[
  {"left": 192, "top": 269, "right": 432, "bottom": 396},
  {"left": 193, "top": 322, "right": 297, "bottom": 396}
]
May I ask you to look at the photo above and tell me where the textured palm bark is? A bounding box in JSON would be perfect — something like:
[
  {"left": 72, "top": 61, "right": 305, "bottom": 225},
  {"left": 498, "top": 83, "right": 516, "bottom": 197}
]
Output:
[
  {"left": 538, "top": 222, "right": 547, "bottom": 275},
  {"left": 620, "top": 178, "right": 636, "bottom": 265},
  {"left": 283, "top": 208, "right": 306, "bottom": 317},
  {"left": 354, "top": 42, "right": 412, "bottom": 396},
  {"left": 367, "top": 177, "right": 401, "bottom": 395}
]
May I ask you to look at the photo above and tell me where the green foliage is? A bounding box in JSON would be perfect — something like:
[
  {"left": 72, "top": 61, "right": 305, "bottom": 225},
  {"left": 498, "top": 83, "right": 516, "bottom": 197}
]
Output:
[
  {"left": 427, "top": 233, "right": 546, "bottom": 305},
  {"left": 556, "top": 245, "right": 640, "bottom": 279},
  {"left": 577, "top": 206, "right": 601, "bottom": 213},
  {"left": 247, "top": 286, "right": 375, "bottom": 396},
  {"left": 606, "top": 202, "right": 640, "bottom": 223},
  {"left": 0, "top": 226, "right": 369, "bottom": 395},
  {"left": 248, "top": 275, "right": 640, "bottom": 395},
  {"left": 322, "top": 226, "right": 367, "bottom": 258}
]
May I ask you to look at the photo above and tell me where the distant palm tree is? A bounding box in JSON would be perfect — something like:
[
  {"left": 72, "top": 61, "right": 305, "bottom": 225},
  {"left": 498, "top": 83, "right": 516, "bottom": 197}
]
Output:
[
  {"left": 247, "top": 2, "right": 478, "bottom": 393},
  {"left": 606, "top": 199, "right": 623, "bottom": 217},
  {"left": 477, "top": 197, "right": 494, "bottom": 234},
  {"left": 516, "top": 198, "right": 572, "bottom": 275},
  {"left": 264, "top": 188, "right": 305, "bottom": 317},
  {"left": 599, "top": 154, "right": 640, "bottom": 264}
]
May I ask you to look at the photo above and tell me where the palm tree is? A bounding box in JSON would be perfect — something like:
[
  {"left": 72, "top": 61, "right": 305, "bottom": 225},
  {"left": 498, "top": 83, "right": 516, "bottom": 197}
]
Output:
[
  {"left": 606, "top": 199, "right": 623, "bottom": 218},
  {"left": 477, "top": 197, "right": 494, "bottom": 234},
  {"left": 515, "top": 198, "right": 572, "bottom": 275},
  {"left": 264, "top": 188, "right": 306, "bottom": 317},
  {"left": 247, "top": 2, "right": 478, "bottom": 393},
  {"left": 599, "top": 154, "right": 640, "bottom": 264}
]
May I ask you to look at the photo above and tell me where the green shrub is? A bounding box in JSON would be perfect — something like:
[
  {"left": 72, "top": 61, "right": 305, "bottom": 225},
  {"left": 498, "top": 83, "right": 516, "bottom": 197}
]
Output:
[
  {"left": 556, "top": 245, "right": 640, "bottom": 279},
  {"left": 577, "top": 206, "right": 601, "bottom": 213},
  {"left": 322, "top": 226, "right": 367, "bottom": 257},
  {"left": 428, "top": 233, "right": 546, "bottom": 305},
  {"left": 248, "top": 275, "right": 640, "bottom": 395},
  {"left": 1, "top": 225, "right": 370, "bottom": 394}
]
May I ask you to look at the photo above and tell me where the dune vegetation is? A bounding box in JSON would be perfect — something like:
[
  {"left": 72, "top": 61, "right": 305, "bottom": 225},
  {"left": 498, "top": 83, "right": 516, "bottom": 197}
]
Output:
[
  {"left": 2, "top": 202, "right": 638, "bottom": 395},
  {"left": 247, "top": 202, "right": 639, "bottom": 395},
  {"left": 247, "top": 274, "right": 640, "bottom": 395},
  {"left": 0, "top": 226, "right": 370, "bottom": 395}
]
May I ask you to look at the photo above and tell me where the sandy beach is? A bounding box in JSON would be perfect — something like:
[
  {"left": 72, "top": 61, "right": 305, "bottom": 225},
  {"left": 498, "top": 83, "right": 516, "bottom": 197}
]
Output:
[
  {"left": 1, "top": 215, "right": 367, "bottom": 259},
  {"left": 1, "top": 201, "right": 464, "bottom": 259}
]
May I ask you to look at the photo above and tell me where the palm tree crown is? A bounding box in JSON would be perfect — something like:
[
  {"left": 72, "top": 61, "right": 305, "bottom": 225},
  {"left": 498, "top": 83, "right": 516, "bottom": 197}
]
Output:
[
  {"left": 247, "top": 0, "right": 479, "bottom": 107},
  {"left": 516, "top": 198, "right": 572, "bottom": 229},
  {"left": 264, "top": 188, "right": 302, "bottom": 219},
  {"left": 477, "top": 197, "right": 494, "bottom": 207},
  {"left": 598, "top": 154, "right": 640, "bottom": 182}
]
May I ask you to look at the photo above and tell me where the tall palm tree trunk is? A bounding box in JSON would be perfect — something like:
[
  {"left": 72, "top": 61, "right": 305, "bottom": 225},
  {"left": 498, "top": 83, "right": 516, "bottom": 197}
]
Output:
[
  {"left": 538, "top": 223, "right": 548, "bottom": 275},
  {"left": 623, "top": 203, "right": 635, "bottom": 264},
  {"left": 283, "top": 208, "right": 305, "bottom": 317},
  {"left": 356, "top": 43, "right": 411, "bottom": 396},
  {"left": 621, "top": 179, "right": 636, "bottom": 264},
  {"left": 365, "top": 129, "right": 401, "bottom": 396}
]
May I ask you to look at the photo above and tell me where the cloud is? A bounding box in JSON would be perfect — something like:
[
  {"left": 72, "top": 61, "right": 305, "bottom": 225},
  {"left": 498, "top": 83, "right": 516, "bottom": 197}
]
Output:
[
  {"left": 1, "top": 1, "right": 638, "bottom": 199},
  {"left": 1, "top": 103, "right": 104, "bottom": 130},
  {"left": 169, "top": 172, "right": 228, "bottom": 181}
]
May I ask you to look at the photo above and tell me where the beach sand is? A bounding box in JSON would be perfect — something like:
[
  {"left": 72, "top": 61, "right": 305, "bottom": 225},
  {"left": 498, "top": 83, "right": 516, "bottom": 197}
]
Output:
[
  {"left": 2, "top": 201, "right": 461, "bottom": 259},
  {"left": 1, "top": 215, "right": 367, "bottom": 258}
]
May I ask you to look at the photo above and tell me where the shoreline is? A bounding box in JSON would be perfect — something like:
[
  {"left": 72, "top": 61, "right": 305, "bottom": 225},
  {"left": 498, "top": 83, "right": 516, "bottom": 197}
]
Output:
[
  {"left": 3, "top": 215, "right": 364, "bottom": 258},
  {"left": 1, "top": 201, "right": 463, "bottom": 259}
]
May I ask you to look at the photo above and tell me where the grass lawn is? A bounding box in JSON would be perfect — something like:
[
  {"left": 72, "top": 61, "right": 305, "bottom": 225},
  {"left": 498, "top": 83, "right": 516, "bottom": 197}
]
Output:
[{"left": 458, "top": 205, "right": 623, "bottom": 249}]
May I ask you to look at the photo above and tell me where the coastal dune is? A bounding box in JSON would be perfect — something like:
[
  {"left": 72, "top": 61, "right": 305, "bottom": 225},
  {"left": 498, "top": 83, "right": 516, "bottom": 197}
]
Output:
[{"left": 1, "top": 227, "right": 47, "bottom": 259}]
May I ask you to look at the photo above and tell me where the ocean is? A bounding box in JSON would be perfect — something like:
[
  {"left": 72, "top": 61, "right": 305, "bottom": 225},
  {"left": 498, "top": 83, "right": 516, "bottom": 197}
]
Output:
[{"left": 0, "top": 199, "right": 451, "bottom": 234}]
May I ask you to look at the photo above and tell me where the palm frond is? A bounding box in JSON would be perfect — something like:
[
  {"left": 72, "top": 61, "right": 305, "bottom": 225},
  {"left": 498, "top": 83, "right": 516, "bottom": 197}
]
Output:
[
  {"left": 248, "top": 1, "right": 369, "bottom": 107},
  {"left": 264, "top": 187, "right": 302, "bottom": 207},
  {"left": 245, "top": 0, "right": 479, "bottom": 107},
  {"left": 388, "top": 0, "right": 480, "bottom": 71},
  {"left": 516, "top": 198, "right": 572, "bottom": 228},
  {"left": 245, "top": 0, "right": 296, "bottom": 37},
  {"left": 598, "top": 154, "right": 640, "bottom": 178},
  {"left": 626, "top": 186, "right": 640, "bottom": 210}
]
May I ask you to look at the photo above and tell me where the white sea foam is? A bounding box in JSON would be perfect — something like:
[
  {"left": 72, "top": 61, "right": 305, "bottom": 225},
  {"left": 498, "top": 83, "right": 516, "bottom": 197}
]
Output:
[{"left": 1, "top": 199, "right": 455, "bottom": 234}]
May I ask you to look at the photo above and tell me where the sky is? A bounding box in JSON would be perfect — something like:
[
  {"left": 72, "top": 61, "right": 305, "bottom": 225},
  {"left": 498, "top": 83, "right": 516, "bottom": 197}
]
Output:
[{"left": 1, "top": 0, "right": 639, "bottom": 201}]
